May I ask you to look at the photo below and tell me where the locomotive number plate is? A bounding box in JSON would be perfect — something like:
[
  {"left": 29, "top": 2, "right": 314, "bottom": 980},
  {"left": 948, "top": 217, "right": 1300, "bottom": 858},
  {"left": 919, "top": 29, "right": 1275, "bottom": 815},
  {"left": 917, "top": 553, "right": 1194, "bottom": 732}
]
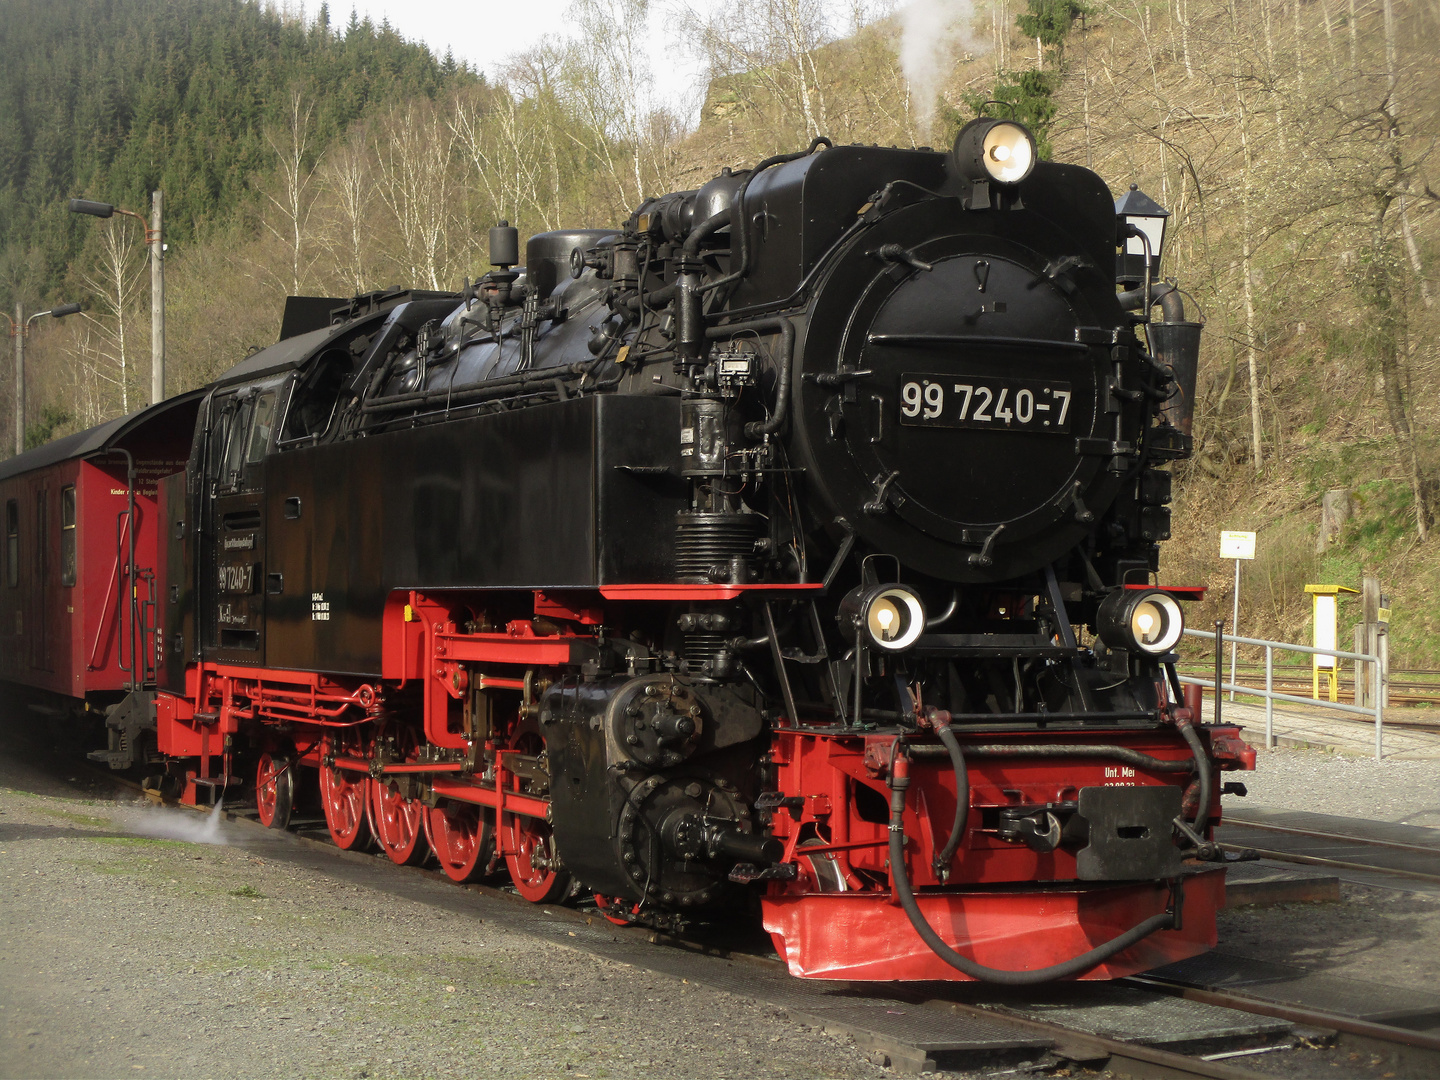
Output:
[{"left": 898, "top": 374, "right": 1073, "bottom": 433}]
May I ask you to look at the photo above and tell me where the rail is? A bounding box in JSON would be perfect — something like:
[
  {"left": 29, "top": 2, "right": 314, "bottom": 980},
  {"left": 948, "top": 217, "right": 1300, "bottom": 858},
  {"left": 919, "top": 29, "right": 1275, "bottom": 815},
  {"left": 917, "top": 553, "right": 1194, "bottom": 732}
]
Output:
[{"left": 1178, "top": 626, "right": 1385, "bottom": 761}]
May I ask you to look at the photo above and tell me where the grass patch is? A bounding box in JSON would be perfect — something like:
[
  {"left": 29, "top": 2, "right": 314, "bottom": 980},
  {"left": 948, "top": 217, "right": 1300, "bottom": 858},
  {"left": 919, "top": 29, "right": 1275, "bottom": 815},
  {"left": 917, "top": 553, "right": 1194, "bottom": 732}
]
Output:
[
  {"left": 90, "top": 860, "right": 146, "bottom": 876},
  {"left": 91, "top": 836, "right": 187, "bottom": 848},
  {"left": 38, "top": 807, "right": 110, "bottom": 828},
  {"left": 229, "top": 884, "right": 266, "bottom": 899}
]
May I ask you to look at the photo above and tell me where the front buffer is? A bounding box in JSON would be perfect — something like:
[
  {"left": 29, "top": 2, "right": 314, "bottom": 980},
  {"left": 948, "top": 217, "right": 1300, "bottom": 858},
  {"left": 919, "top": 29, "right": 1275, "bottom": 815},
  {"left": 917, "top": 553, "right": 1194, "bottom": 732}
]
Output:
[{"left": 760, "top": 722, "right": 1249, "bottom": 982}]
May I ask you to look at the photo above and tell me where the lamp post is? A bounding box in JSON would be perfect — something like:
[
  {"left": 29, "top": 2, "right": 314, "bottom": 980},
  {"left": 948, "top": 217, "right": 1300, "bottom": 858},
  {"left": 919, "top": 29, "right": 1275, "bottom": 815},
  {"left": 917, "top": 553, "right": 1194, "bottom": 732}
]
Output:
[
  {"left": 3, "top": 302, "right": 83, "bottom": 455},
  {"left": 68, "top": 192, "right": 165, "bottom": 406}
]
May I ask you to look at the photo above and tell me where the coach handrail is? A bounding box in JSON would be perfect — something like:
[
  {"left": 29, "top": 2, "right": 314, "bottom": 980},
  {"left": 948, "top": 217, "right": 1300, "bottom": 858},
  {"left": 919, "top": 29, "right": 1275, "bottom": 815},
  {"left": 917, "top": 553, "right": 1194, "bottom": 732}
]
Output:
[
  {"left": 1177, "top": 626, "right": 1385, "bottom": 760},
  {"left": 114, "top": 509, "right": 136, "bottom": 686}
]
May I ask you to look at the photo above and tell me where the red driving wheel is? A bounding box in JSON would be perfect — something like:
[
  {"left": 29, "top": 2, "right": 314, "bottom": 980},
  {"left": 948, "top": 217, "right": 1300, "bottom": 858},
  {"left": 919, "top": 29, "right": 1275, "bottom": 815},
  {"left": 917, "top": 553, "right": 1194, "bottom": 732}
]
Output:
[
  {"left": 369, "top": 776, "right": 429, "bottom": 866},
  {"left": 255, "top": 750, "right": 295, "bottom": 830},
  {"left": 505, "top": 811, "right": 570, "bottom": 903},
  {"left": 424, "top": 800, "right": 495, "bottom": 882},
  {"left": 502, "top": 726, "right": 571, "bottom": 903},
  {"left": 320, "top": 735, "right": 372, "bottom": 851}
]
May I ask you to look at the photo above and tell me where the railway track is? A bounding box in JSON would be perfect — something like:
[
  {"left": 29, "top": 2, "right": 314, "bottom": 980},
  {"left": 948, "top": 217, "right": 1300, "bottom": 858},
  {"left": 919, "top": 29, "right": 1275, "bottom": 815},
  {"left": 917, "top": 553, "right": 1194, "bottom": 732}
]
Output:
[
  {"left": 1179, "top": 666, "right": 1440, "bottom": 711},
  {"left": 1127, "top": 974, "right": 1440, "bottom": 1078},
  {"left": 1218, "top": 809, "right": 1440, "bottom": 885}
]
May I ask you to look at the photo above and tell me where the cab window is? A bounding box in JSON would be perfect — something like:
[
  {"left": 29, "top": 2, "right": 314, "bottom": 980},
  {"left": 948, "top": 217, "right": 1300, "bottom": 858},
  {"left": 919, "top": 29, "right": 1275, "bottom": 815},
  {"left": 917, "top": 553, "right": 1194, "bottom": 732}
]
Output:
[
  {"left": 208, "top": 394, "right": 253, "bottom": 493},
  {"left": 206, "top": 398, "right": 236, "bottom": 486},
  {"left": 221, "top": 398, "right": 253, "bottom": 485},
  {"left": 246, "top": 392, "right": 277, "bottom": 464}
]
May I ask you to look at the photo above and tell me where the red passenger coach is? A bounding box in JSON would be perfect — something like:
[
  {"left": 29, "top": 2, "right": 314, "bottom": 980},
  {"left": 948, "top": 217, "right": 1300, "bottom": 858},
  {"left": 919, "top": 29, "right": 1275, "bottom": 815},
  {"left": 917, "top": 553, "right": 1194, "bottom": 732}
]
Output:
[{"left": 0, "top": 393, "right": 202, "bottom": 716}]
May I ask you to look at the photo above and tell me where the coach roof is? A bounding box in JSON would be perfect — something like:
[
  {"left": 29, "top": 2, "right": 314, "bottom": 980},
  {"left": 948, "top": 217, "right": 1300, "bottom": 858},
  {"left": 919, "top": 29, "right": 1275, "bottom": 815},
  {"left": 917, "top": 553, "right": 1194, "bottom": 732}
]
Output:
[{"left": 0, "top": 388, "right": 206, "bottom": 484}]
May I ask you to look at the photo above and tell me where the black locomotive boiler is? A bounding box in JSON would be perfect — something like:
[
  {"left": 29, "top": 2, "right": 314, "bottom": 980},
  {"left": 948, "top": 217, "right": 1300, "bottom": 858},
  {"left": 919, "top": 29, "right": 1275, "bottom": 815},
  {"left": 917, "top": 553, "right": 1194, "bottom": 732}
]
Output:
[{"left": 53, "top": 120, "right": 1253, "bottom": 983}]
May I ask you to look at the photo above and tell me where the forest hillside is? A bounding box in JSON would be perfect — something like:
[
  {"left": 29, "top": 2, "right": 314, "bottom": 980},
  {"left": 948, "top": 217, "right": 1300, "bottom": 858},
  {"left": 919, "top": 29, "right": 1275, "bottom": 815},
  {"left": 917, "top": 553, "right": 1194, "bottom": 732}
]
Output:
[{"left": 2, "top": 0, "right": 1437, "bottom": 663}]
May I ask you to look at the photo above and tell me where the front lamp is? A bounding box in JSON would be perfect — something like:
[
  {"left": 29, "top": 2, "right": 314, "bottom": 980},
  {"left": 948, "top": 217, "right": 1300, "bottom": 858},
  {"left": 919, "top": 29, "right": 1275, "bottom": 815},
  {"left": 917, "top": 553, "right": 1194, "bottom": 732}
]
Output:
[
  {"left": 1097, "top": 589, "right": 1184, "bottom": 656},
  {"left": 951, "top": 119, "right": 1037, "bottom": 186},
  {"left": 839, "top": 583, "right": 927, "bottom": 652}
]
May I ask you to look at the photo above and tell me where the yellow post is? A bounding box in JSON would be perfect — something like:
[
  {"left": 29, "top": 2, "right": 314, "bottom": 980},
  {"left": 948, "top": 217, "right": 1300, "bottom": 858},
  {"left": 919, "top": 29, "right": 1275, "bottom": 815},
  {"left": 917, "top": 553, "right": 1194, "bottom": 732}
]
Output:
[{"left": 1305, "top": 584, "right": 1358, "bottom": 703}]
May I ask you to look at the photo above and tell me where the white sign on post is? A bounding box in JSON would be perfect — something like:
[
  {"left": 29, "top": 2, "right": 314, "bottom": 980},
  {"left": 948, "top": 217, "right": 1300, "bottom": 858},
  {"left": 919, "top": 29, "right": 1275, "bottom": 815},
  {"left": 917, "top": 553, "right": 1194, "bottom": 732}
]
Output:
[
  {"left": 1219, "top": 531, "right": 1257, "bottom": 701},
  {"left": 1219, "top": 531, "right": 1257, "bottom": 560}
]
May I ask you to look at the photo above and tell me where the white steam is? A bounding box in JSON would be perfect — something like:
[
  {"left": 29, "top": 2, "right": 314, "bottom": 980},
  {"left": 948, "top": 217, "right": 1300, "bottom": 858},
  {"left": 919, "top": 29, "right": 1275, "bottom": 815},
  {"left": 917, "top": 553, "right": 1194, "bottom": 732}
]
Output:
[
  {"left": 899, "top": 0, "right": 984, "bottom": 135},
  {"left": 124, "top": 799, "right": 230, "bottom": 845}
]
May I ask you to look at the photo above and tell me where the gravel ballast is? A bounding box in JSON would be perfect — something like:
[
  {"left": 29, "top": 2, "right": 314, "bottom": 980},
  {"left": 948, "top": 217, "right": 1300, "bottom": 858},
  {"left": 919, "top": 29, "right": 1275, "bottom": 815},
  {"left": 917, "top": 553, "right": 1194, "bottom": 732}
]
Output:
[
  {"left": 1228, "top": 746, "right": 1440, "bottom": 826},
  {"left": 0, "top": 785, "right": 893, "bottom": 1080}
]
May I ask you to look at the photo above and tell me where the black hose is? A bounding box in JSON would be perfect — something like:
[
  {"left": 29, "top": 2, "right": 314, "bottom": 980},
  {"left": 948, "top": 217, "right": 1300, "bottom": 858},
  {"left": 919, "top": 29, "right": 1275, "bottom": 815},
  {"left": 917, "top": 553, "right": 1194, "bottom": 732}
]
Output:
[
  {"left": 704, "top": 316, "right": 794, "bottom": 437},
  {"left": 931, "top": 724, "right": 968, "bottom": 881},
  {"left": 887, "top": 757, "right": 1178, "bottom": 984},
  {"left": 622, "top": 281, "right": 678, "bottom": 314},
  {"left": 1177, "top": 719, "right": 1212, "bottom": 832},
  {"left": 683, "top": 208, "right": 732, "bottom": 255}
]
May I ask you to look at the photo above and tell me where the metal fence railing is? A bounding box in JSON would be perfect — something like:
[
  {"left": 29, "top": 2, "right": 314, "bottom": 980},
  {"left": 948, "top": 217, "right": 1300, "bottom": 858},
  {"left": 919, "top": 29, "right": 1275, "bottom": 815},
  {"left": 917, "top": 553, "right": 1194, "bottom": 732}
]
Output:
[{"left": 1177, "top": 626, "right": 1385, "bottom": 760}]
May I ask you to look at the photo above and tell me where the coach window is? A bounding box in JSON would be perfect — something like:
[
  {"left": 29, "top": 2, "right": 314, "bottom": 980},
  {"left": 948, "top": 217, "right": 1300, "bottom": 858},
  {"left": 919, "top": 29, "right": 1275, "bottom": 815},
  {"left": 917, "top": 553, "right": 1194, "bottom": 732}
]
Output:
[
  {"left": 35, "top": 489, "right": 47, "bottom": 579},
  {"left": 60, "top": 486, "right": 76, "bottom": 587},
  {"left": 5, "top": 500, "right": 16, "bottom": 587}
]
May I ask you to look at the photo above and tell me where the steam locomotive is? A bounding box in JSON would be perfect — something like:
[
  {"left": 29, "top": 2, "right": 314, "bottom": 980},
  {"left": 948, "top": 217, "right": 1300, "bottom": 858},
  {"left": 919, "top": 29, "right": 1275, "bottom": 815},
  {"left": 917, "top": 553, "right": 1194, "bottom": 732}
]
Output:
[{"left": 1, "top": 120, "right": 1254, "bottom": 983}]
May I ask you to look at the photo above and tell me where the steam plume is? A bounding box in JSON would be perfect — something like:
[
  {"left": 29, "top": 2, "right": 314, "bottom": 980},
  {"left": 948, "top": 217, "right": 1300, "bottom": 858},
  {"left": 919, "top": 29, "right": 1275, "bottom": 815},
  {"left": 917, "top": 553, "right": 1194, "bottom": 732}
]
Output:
[{"left": 899, "top": 0, "right": 984, "bottom": 135}]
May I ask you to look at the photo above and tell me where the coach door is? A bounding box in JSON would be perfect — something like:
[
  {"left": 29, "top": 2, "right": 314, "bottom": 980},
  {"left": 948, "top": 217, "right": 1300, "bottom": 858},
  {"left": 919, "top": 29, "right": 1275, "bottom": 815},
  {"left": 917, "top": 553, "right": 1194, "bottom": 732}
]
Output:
[{"left": 201, "top": 386, "right": 278, "bottom": 664}]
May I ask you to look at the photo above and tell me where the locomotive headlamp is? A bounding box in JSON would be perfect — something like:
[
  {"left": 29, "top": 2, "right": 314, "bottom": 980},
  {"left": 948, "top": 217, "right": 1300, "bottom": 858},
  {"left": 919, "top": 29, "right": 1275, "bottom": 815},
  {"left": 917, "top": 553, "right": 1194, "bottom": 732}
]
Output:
[
  {"left": 1097, "top": 589, "right": 1184, "bottom": 656},
  {"left": 839, "top": 583, "right": 928, "bottom": 652},
  {"left": 951, "top": 119, "right": 1037, "bottom": 186}
]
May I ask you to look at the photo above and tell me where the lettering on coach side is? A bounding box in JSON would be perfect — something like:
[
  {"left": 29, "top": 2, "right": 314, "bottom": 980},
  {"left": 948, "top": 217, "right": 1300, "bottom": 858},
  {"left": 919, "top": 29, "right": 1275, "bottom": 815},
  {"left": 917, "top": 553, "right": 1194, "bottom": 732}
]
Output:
[{"left": 311, "top": 592, "right": 330, "bottom": 621}]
